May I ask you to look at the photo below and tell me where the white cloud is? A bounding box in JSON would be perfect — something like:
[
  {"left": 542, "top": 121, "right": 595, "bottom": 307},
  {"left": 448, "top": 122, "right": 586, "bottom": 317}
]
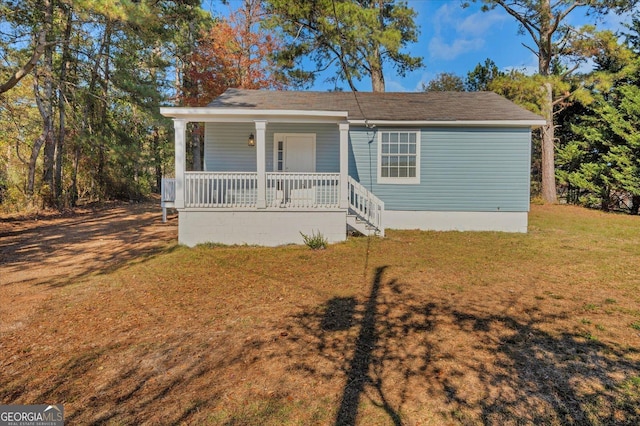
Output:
[
  {"left": 428, "top": 4, "right": 507, "bottom": 61},
  {"left": 386, "top": 80, "right": 410, "bottom": 92},
  {"left": 431, "top": 3, "right": 457, "bottom": 34},
  {"left": 386, "top": 72, "right": 468, "bottom": 92},
  {"left": 457, "top": 9, "right": 508, "bottom": 37},
  {"left": 429, "top": 36, "right": 484, "bottom": 61}
]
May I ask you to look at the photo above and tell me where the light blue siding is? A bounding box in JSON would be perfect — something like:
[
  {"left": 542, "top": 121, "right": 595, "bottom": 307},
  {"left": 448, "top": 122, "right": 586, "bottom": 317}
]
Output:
[
  {"left": 205, "top": 123, "right": 339, "bottom": 172},
  {"left": 349, "top": 127, "right": 531, "bottom": 212},
  {"left": 204, "top": 123, "right": 256, "bottom": 171},
  {"left": 205, "top": 123, "right": 531, "bottom": 212}
]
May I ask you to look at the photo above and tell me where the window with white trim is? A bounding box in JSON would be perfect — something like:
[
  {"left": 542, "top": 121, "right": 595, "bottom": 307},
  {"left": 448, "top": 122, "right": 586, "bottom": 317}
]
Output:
[{"left": 378, "top": 130, "right": 420, "bottom": 184}]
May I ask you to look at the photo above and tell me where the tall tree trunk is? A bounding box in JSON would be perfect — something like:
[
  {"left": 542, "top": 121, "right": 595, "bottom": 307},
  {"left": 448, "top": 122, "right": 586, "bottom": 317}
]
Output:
[
  {"left": 82, "top": 19, "right": 108, "bottom": 200},
  {"left": 152, "top": 127, "right": 162, "bottom": 192},
  {"left": 600, "top": 187, "right": 611, "bottom": 212},
  {"left": 539, "top": 0, "right": 557, "bottom": 203},
  {"left": 27, "top": 134, "right": 46, "bottom": 197},
  {"left": 55, "top": 5, "right": 73, "bottom": 207},
  {"left": 370, "top": 48, "right": 385, "bottom": 92},
  {"left": 370, "top": 0, "right": 385, "bottom": 92},
  {"left": 96, "top": 21, "right": 112, "bottom": 198},
  {"left": 540, "top": 82, "right": 557, "bottom": 203},
  {"left": 40, "top": 0, "right": 56, "bottom": 207},
  {"left": 69, "top": 144, "right": 81, "bottom": 206}
]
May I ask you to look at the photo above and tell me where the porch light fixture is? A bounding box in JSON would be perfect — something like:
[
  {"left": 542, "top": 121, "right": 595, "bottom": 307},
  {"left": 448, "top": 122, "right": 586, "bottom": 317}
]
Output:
[{"left": 248, "top": 133, "right": 255, "bottom": 147}]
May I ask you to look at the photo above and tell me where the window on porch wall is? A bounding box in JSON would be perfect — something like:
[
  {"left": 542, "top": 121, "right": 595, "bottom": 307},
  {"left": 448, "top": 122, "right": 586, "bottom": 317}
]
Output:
[{"left": 276, "top": 141, "right": 284, "bottom": 171}]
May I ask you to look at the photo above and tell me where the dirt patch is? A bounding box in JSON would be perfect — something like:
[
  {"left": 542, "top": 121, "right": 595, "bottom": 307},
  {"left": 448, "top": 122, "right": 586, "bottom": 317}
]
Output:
[{"left": 0, "top": 201, "right": 177, "bottom": 334}]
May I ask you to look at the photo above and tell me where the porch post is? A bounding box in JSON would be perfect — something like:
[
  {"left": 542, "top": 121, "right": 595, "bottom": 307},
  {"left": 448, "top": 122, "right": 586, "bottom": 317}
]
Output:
[
  {"left": 174, "top": 119, "right": 186, "bottom": 209},
  {"left": 339, "top": 121, "right": 349, "bottom": 209},
  {"left": 255, "top": 120, "right": 267, "bottom": 208}
]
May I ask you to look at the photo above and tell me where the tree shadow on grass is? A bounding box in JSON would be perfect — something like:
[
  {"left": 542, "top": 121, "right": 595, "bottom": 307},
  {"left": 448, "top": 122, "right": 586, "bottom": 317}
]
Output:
[
  {"left": 281, "top": 265, "right": 436, "bottom": 425},
  {"left": 2, "top": 261, "right": 638, "bottom": 425},
  {"left": 448, "top": 309, "right": 640, "bottom": 425},
  {"left": 278, "top": 267, "right": 640, "bottom": 425}
]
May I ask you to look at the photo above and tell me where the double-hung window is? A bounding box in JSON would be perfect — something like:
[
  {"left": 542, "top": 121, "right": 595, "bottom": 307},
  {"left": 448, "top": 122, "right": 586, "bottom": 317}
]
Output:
[{"left": 378, "top": 130, "right": 420, "bottom": 184}]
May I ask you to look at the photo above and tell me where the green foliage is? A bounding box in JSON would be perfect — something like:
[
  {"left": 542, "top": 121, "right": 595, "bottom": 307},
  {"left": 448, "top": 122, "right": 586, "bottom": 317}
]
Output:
[
  {"left": 264, "top": 0, "right": 423, "bottom": 91},
  {"left": 625, "top": 12, "right": 640, "bottom": 53},
  {"left": 0, "top": 0, "right": 209, "bottom": 209},
  {"left": 0, "top": 76, "right": 42, "bottom": 210},
  {"left": 422, "top": 72, "right": 465, "bottom": 92},
  {"left": 557, "top": 51, "right": 640, "bottom": 213},
  {"left": 489, "top": 71, "right": 545, "bottom": 115},
  {"left": 465, "top": 58, "right": 503, "bottom": 91},
  {"left": 469, "top": 0, "right": 638, "bottom": 203},
  {"left": 300, "top": 230, "right": 328, "bottom": 250}
]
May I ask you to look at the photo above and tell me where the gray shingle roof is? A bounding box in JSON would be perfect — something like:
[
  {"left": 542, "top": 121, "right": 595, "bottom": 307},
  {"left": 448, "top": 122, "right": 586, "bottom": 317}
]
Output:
[{"left": 207, "top": 88, "right": 543, "bottom": 122}]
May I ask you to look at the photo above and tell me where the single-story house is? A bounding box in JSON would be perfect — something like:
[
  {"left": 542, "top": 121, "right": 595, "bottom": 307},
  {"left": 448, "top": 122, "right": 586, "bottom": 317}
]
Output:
[{"left": 160, "top": 89, "right": 545, "bottom": 247}]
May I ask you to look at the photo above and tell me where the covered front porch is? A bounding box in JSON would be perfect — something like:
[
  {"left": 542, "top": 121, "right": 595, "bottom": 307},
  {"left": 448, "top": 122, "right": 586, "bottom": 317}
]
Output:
[{"left": 159, "top": 108, "right": 383, "bottom": 246}]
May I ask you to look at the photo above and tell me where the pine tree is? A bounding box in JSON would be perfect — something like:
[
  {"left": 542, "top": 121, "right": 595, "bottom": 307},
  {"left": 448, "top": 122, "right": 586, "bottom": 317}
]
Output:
[
  {"left": 556, "top": 48, "right": 640, "bottom": 213},
  {"left": 264, "top": 0, "right": 422, "bottom": 91},
  {"left": 470, "top": 0, "right": 638, "bottom": 203}
]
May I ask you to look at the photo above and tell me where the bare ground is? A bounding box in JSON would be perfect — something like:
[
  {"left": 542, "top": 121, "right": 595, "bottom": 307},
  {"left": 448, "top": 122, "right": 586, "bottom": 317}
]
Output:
[{"left": 0, "top": 202, "right": 177, "bottom": 334}]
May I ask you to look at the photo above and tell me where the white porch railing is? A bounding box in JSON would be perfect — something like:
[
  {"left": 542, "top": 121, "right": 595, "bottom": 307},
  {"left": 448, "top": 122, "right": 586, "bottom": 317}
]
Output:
[
  {"left": 162, "top": 173, "right": 384, "bottom": 234},
  {"left": 173, "top": 172, "right": 342, "bottom": 209},
  {"left": 266, "top": 172, "right": 340, "bottom": 208},
  {"left": 161, "top": 177, "right": 176, "bottom": 222},
  {"left": 161, "top": 177, "right": 176, "bottom": 204},
  {"left": 348, "top": 176, "right": 385, "bottom": 233},
  {"left": 185, "top": 172, "right": 258, "bottom": 208}
]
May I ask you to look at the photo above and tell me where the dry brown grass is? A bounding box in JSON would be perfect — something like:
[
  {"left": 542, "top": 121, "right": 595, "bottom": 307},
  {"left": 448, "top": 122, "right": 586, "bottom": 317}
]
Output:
[{"left": 1, "top": 203, "right": 639, "bottom": 425}]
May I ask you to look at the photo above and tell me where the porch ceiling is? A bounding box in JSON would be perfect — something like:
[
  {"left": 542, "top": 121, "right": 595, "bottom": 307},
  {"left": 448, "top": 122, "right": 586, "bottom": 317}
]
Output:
[{"left": 159, "top": 107, "right": 349, "bottom": 123}]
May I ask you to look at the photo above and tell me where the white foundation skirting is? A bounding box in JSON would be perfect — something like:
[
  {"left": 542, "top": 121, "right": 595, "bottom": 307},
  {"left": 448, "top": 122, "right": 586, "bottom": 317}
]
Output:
[
  {"left": 383, "top": 210, "right": 528, "bottom": 233},
  {"left": 178, "top": 209, "right": 347, "bottom": 247}
]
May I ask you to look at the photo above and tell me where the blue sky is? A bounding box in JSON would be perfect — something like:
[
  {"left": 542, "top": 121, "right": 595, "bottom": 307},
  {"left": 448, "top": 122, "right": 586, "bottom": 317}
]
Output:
[
  {"left": 384, "top": 0, "right": 632, "bottom": 92},
  {"left": 205, "top": 0, "right": 634, "bottom": 92}
]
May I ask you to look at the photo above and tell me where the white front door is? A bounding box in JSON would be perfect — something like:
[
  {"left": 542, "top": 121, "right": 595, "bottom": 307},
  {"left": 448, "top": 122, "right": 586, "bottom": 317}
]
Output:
[{"left": 274, "top": 134, "right": 316, "bottom": 172}]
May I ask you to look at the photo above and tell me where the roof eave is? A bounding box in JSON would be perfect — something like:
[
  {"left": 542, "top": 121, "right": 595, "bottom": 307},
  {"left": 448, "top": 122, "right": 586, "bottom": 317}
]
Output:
[
  {"left": 159, "top": 107, "right": 349, "bottom": 122},
  {"left": 348, "top": 119, "right": 547, "bottom": 127}
]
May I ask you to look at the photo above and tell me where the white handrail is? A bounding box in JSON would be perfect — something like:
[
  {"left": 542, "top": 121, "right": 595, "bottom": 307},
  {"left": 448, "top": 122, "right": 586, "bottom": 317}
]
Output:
[
  {"left": 161, "top": 177, "right": 176, "bottom": 222},
  {"left": 347, "top": 176, "right": 385, "bottom": 232}
]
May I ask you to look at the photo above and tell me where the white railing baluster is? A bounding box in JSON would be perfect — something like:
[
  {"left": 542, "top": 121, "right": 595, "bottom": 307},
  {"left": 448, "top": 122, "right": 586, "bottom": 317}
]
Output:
[
  {"left": 347, "top": 176, "right": 385, "bottom": 233},
  {"left": 161, "top": 178, "right": 176, "bottom": 203},
  {"left": 265, "top": 172, "right": 340, "bottom": 209},
  {"left": 165, "top": 173, "right": 383, "bottom": 233},
  {"left": 183, "top": 172, "right": 258, "bottom": 208},
  {"left": 180, "top": 172, "right": 341, "bottom": 210}
]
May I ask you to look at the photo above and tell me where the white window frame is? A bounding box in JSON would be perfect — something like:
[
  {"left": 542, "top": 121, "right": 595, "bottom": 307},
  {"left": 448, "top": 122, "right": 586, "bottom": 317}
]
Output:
[{"left": 377, "top": 129, "right": 421, "bottom": 184}]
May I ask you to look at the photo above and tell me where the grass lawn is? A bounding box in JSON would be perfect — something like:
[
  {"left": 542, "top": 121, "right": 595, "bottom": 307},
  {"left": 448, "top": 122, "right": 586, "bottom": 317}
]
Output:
[{"left": 1, "top": 204, "right": 639, "bottom": 425}]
